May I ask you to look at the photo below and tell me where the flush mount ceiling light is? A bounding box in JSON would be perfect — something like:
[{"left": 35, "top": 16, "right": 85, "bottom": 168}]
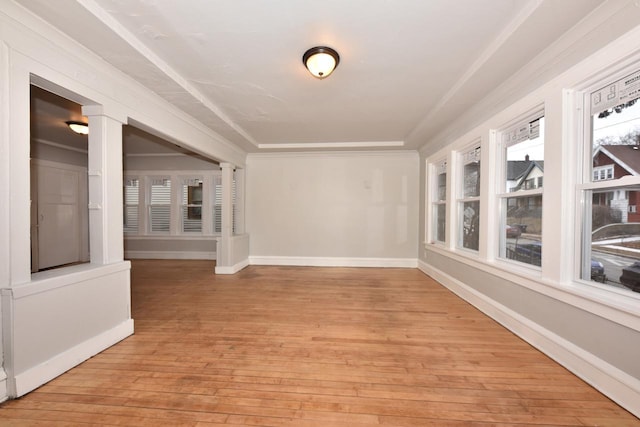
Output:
[
  {"left": 65, "top": 120, "right": 89, "bottom": 135},
  {"left": 303, "top": 46, "right": 340, "bottom": 79}
]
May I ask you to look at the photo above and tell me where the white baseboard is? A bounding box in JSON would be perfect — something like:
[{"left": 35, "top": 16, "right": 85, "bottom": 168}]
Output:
[
  {"left": 249, "top": 256, "right": 418, "bottom": 268},
  {"left": 215, "top": 258, "right": 250, "bottom": 275},
  {"left": 125, "top": 251, "right": 216, "bottom": 260},
  {"left": 13, "top": 319, "right": 134, "bottom": 397},
  {"left": 418, "top": 259, "right": 640, "bottom": 419}
]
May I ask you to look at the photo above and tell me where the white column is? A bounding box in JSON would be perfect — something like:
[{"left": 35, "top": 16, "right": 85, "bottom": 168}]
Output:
[
  {"left": 220, "top": 163, "right": 234, "bottom": 239},
  {"left": 233, "top": 167, "right": 246, "bottom": 235},
  {"left": 82, "top": 105, "right": 127, "bottom": 265},
  {"left": 5, "top": 57, "right": 31, "bottom": 286}
]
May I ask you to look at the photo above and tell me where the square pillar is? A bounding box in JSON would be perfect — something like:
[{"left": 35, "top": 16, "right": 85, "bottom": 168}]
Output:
[{"left": 82, "top": 105, "right": 127, "bottom": 265}]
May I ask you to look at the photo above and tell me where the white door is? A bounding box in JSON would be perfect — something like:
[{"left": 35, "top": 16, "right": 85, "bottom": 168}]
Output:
[{"left": 36, "top": 164, "right": 82, "bottom": 270}]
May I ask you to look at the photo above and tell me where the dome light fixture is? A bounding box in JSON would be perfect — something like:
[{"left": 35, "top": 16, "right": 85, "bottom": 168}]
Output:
[
  {"left": 303, "top": 46, "right": 340, "bottom": 79},
  {"left": 65, "top": 120, "right": 89, "bottom": 135}
]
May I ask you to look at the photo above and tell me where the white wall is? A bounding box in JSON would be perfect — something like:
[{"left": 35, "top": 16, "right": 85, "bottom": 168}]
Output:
[{"left": 247, "top": 152, "right": 419, "bottom": 267}]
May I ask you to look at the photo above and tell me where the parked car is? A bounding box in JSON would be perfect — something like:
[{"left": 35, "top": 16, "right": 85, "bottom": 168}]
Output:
[
  {"left": 619, "top": 262, "right": 640, "bottom": 292},
  {"left": 506, "top": 225, "right": 522, "bottom": 238},
  {"left": 510, "top": 242, "right": 541, "bottom": 266},
  {"left": 590, "top": 260, "right": 606, "bottom": 283},
  {"left": 508, "top": 242, "right": 607, "bottom": 282}
]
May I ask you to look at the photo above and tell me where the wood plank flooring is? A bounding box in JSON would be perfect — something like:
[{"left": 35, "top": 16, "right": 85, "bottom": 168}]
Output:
[{"left": 0, "top": 259, "right": 638, "bottom": 426}]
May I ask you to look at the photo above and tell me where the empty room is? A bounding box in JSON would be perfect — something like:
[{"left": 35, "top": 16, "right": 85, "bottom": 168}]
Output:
[{"left": 1, "top": 0, "right": 640, "bottom": 425}]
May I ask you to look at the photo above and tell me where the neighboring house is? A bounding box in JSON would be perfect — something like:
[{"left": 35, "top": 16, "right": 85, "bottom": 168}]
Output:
[
  {"left": 592, "top": 144, "right": 640, "bottom": 223},
  {"left": 507, "top": 155, "right": 544, "bottom": 192},
  {"left": 506, "top": 156, "right": 544, "bottom": 230}
]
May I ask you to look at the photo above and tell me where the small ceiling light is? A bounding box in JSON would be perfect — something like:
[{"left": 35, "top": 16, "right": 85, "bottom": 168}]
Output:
[
  {"left": 303, "top": 46, "right": 340, "bottom": 79},
  {"left": 65, "top": 120, "right": 89, "bottom": 135}
]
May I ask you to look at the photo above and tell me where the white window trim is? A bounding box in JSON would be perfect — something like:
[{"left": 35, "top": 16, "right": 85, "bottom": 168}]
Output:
[
  {"left": 430, "top": 158, "right": 448, "bottom": 245},
  {"left": 496, "top": 110, "right": 545, "bottom": 268},
  {"left": 126, "top": 169, "right": 224, "bottom": 237},
  {"left": 457, "top": 144, "right": 481, "bottom": 253}
]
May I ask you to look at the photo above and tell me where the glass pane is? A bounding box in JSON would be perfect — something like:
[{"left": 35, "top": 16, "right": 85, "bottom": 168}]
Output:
[
  {"left": 461, "top": 201, "right": 479, "bottom": 251},
  {"left": 182, "top": 180, "right": 203, "bottom": 233},
  {"left": 463, "top": 162, "right": 480, "bottom": 198},
  {"left": 150, "top": 179, "right": 171, "bottom": 203},
  {"left": 504, "top": 196, "right": 542, "bottom": 266},
  {"left": 505, "top": 117, "right": 544, "bottom": 193},
  {"left": 182, "top": 206, "right": 202, "bottom": 233},
  {"left": 149, "top": 205, "right": 170, "bottom": 232},
  {"left": 123, "top": 178, "right": 139, "bottom": 232},
  {"left": 434, "top": 203, "right": 446, "bottom": 242},
  {"left": 437, "top": 172, "right": 447, "bottom": 201},
  {"left": 150, "top": 178, "right": 171, "bottom": 233},
  {"left": 123, "top": 206, "right": 138, "bottom": 232},
  {"left": 592, "top": 95, "right": 640, "bottom": 182},
  {"left": 588, "top": 187, "right": 640, "bottom": 292}
]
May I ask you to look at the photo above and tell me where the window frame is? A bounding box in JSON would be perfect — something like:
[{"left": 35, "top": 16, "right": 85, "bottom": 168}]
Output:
[
  {"left": 147, "top": 175, "right": 172, "bottom": 234},
  {"left": 456, "top": 144, "right": 481, "bottom": 252},
  {"left": 578, "top": 66, "right": 640, "bottom": 292},
  {"left": 430, "top": 158, "right": 448, "bottom": 245},
  {"left": 497, "top": 110, "right": 545, "bottom": 269},
  {"left": 180, "top": 176, "right": 204, "bottom": 234},
  {"left": 123, "top": 176, "right": 140, "bottom": 234}
]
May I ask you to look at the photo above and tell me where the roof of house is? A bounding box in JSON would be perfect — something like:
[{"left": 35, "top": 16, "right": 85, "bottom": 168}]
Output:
[
  {"left": 507, "top": 160, "right": 544, "bottom": 181},
  {"left": 597, "top": 145, "right": 640, "bottom": 175}
]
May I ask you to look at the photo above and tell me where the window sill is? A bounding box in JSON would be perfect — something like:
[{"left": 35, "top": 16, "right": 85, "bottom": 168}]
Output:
[{"left": 124, "top": 234, "right": 221, "bottom": 240}]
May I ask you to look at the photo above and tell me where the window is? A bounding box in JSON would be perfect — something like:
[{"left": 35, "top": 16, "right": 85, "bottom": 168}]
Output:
[
  {"left": 581, "top": 68, "right": 640, "bottom": 292},
  {"left": 213, "top": 173, "right": 223, "bottom": 233},
  {"left": 182, "top": 178, "right": 203, "bottom": 233},
  {"left": 499, "top": 114, "right": 544, "bottom": 267},
  {"left": 123, "top": 177, "right": 139, "bottom": 233},
  {"left": 431, "top": 159, "right": 447, "bottom": 243},
  {"left": 458, "top": 146, "right": 480, "bottom": 251},
  {"left": 593, "top": 165, "right": 614, "bottom": 181},
  {"left": 149, "top": 177, "right": 171, "bottom": 233}
]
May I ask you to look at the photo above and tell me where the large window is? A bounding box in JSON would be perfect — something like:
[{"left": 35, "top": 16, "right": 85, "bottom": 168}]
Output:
[
  {"left": 181, "top": 178, "right": 203, "bottom": 233},
  {"left": 123, "top": 177, "right": 139, "bottom": 233},
  {"left": 499, "top": 114, "right": 544, "bottom": 267},
  {"left": 582, "top": 68, "right": 640, "bottom": 292},
  {"left": 432, "top": 159, "right": 447, "bottom": 244},
  {"left": 458, "top": 146, "right": 480, "bottom": 251},
  {"left": 149, "top": 177, "right": 172, "bottom": 233}
]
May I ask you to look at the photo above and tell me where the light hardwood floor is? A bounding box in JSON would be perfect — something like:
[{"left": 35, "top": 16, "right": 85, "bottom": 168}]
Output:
[{"left": 0, "top": 259, "right": 638, "bottom": 426}]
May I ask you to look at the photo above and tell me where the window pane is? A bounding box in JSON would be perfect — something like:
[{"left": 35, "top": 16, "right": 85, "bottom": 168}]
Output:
[
  {"left": 123, "top": 178, "right": 139, "bottom": 233},
  {"left": 150, "top": 178, "right": 171, "bottom": 233},
  {"left": 437, "top": 172, "right": 447, "bottom": 200},
  {"left": 461, "top": 201, "right": 479, "bottom": 251},
  {"left": 182, "top": 179, "right": 203, "bottom": 233},
  {"left": 434, "top": 203, "right": 446, "bottom": 242},
  {"left": 587, "top": 187, "right": 640, "bottom": 292},
  {"left": 591, "top": 71, "right": 640, "bottom": 182},
  {"left": 585, "top": 71, "right": 640, "bottom": 290},
  {"left": 504, "top": 196, "right": 542, "bottom": 266},
  {"left": 213, "top": 176, "right": 222, "bottom": 233},
  {"left": 505, "top": 117, "right": 544, "bottom": 193},
  {"left": 463, "top": 162, "right": 480, "bottom": 198}
]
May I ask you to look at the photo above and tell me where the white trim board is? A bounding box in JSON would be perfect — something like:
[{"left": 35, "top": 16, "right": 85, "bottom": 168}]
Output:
[
  {"left": 215, "top": 258, "right": 249, "bottom": 275},
  {"left": 13, "top": 319, "right": 134, "bottom": 397},
  {"left": 125, "top": 251, "right": 216, "bottom": 260},
  {"left": 417, "top": 259, "right": 640, "bottom": 419},
  {"left": 250, "top": 256, "right": 418, "bottom": 268}
]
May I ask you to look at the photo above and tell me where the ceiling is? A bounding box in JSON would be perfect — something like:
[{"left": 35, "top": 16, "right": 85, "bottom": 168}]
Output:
[{"left": 19, "top": 0, "right": 605, "bottom": 154}]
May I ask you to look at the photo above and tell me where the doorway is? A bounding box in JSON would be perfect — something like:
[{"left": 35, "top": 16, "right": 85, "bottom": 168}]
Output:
[{"left": 30, "top": 85, "right": 90, "bottom": 272}]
